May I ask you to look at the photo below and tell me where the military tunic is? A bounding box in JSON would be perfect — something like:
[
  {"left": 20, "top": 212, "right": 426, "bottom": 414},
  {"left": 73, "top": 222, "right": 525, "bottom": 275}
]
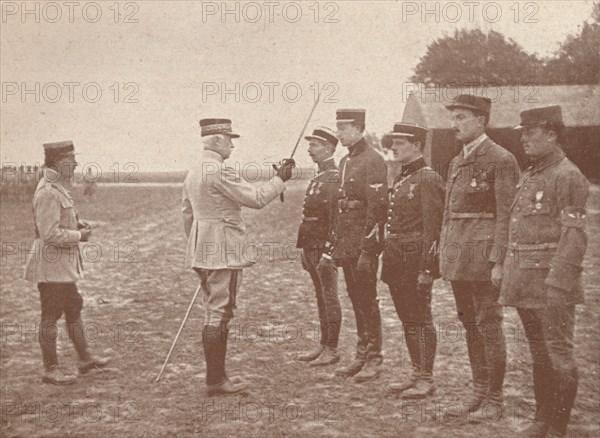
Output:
[
  {"left": 296, "top": 157, "right": 339, "bottom": 250},
  {"left": 332, "top": 137, "right": 388, "bottom": 261},
  {"left": 381, "top": 158, "right": 444, "bottom": 283},
  {"left": 24, "top": 168, "right": 84, "bottom": 283},
  {"left": 439, "top": 137, "right": 520, "bottom": 279},
  {"left": 500, "top": 148, "right": 588, "bottom": 308}
]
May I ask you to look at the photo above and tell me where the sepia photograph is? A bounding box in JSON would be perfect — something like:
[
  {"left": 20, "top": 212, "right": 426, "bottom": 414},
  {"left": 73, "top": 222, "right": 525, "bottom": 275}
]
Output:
[{"left": 1, "top": 1, "right": 599, "bottom": 437}]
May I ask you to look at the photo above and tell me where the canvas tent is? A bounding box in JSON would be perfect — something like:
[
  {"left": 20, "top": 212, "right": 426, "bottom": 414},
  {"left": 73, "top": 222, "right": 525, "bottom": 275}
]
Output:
[{"left": 399, "top": 84, "right": 600, "bottom": 181}]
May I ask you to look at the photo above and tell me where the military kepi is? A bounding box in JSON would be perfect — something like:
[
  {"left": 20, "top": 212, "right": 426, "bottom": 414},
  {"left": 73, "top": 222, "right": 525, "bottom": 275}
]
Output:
[
  {"left": 515, "top": 105, "right": 563, "bottom": 130},
  {"left": 305, "top": 126, "right": 338, "bottom": 146},
  {"left": 384, "top": 123, "right": 427, "bottom": 144},
  {"left": 199, "top": 118, "right": 240, "bottom": 138},
  {"left": 43, "top": 140, "right": 75, "bottom": 160},
  {"left": 336, "top": 108, "right": 366, "bottom": 124},
  {"left": 445, "top": 94, "right": 491, "bottom": 115}
]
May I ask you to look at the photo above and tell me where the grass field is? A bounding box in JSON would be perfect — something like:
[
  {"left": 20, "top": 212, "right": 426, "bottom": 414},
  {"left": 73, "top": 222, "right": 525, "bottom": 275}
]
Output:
[{"left": 1, "top": 182, "right": 598, "bottom": 437}]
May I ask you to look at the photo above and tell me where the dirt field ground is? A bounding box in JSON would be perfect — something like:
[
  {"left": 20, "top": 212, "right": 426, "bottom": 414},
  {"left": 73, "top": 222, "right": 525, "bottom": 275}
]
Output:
[{"left": 1, "top": 182, "right": 598, "bottom": 437}]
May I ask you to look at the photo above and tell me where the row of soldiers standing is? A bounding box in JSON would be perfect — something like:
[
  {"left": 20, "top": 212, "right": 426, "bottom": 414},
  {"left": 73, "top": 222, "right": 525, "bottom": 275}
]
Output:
[{"left": 294, "top": 97, "right": 588, "bottom": 438}]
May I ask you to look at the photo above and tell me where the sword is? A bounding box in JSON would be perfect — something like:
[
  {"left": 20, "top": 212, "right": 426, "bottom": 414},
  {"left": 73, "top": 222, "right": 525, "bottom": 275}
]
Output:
[{"left": 275, "top": 91, "right": 321, "bottom": 202}]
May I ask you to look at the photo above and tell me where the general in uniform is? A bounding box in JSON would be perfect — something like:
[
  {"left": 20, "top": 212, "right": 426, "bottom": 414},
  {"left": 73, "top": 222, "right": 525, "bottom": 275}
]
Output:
[
  {"left": 439, "top": 95, "right": 519, "bottom": 416},
  {"left": 24, "top": 141, "right": 110, "bottom": 385},
  {"left": 296, "top": 127, "right": 342, "bottom": 366},
  {"left": 327, "top": 109, "right": 388, "bottom": 382},
  {"left": 381, "top": 123, "right": 444, "bottom": 399},
  {"left": 182, "top": 118, "right": 294, "bottom": 396},
  {"left": 500, "top": 106, "right": 589, "bottom": 438}
]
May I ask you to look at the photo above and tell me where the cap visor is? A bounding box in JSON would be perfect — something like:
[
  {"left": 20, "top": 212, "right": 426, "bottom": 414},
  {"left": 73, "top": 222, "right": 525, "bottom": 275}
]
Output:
[
  {"left": 389, "top": 132, "right": 415, "bottom": 138},
  {"left": 224, "top": 133, "right": 240, "bottom": 138},
  {"left": 445, "top": 103, "right": 483, "bottom": 112}
]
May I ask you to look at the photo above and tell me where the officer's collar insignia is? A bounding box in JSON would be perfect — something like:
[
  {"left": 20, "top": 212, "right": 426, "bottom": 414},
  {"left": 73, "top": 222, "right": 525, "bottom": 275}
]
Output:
[{"left": 369, "top": 183, "right": 383, "bottom": 192}]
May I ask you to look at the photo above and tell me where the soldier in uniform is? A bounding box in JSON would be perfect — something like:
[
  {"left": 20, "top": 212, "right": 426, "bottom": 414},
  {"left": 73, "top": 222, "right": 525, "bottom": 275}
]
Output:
[
  {"left": 380, "top": 123, "right": 444, "bottom": 399},
  {"left": 439, "top": 95, "right": 519, "bottom": 416},
  {"left": 24, "top": 141, "right": 110, "bottom": 385},
  {"left": 500, "top": 106, "right": 588, "bottom": 438},
  {"left": 325, "top": 109, "right": 388, "bottom": 383},
  {"left": 296, "top": 126, "right": 342, "bottom": 366},
  {"left": 182, "top": 118, "right": 294, "bottom": 396}
]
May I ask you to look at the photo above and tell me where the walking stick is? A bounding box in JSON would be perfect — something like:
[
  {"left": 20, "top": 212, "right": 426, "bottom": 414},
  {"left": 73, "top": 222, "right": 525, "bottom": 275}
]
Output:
[{"left": 155, "top": 284, "right": 202, "bottom": 382}]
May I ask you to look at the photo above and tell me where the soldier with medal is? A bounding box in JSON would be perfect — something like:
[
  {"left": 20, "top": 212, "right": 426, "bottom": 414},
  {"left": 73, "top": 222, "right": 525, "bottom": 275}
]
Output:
[
  {"left": 295, "top": 126, "right": 342, "bottom": 366},
  {"left": 440, "top": 94, "right": 520, "bottom": 418},
  {"left": 380, "top": 123, "right": 444, "bottom": 399},
  {"left": 500, "top": 106, "right": 589, "bottom": 437}
]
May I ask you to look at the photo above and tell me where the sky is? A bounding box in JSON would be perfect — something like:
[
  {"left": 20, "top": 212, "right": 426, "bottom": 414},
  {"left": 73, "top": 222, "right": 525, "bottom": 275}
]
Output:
[{"left": 1, "top": 0, "right": 596, "bottom": 172}]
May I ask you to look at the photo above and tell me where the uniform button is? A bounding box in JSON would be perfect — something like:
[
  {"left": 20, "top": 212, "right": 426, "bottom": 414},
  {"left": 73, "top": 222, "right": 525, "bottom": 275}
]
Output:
[
  {"left": 338, "top": 188, "right": 342, "bottom": 192},
  {"left": 388, "top": 216, "right": 392, "bottom": 220},
  {"left": 350, "top": 178, "right": 354, "bottom": 182},
  {"left": 391, "top": 202, "right": 394, "bottom": 206},
  {"left": 512, "top": 218, "right": 517, "bottom": 222},
  {"left": 339, "top": 209, "right": 342, "bottom": 213}
]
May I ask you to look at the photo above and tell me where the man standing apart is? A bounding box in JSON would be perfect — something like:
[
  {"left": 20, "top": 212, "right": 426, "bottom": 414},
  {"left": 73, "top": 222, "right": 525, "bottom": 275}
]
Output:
[
  {"left": 24, "top": 141, "right": 110, "bottom": 384},
  {"left": 296, "top": 127, "right": 342, "bottom": 366},
  {"left": 440, "top": 95, "right": 519, "bottom": 416},
  {"left": 328, "top": 109, "right": 388, "bottom": 383},
  {"left": 182, "top": 118, "right": 294, "bottom": 396},
  {"left": 381, "top": 123, "right": 444, "bottom": 399},
  {"left": 500, "top": 106, "right": 588, "bottom": 438}
]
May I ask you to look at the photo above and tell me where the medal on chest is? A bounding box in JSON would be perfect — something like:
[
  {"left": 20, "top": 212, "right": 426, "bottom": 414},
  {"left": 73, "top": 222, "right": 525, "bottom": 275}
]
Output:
[
  {"left": 535, "top": 191, "right": 544, "bottom": 210},
  {"left": 408, "top": 183, "right": 417, "bottom": 199}
]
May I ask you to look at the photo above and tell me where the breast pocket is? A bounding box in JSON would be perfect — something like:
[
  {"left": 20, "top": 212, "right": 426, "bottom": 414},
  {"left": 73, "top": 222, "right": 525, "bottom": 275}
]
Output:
[
  {"left": 522, "top": 188, "right": 553, "bottom": 216},
  {"left": 59, "top": 197, "right": 78, "bottom": 230}
]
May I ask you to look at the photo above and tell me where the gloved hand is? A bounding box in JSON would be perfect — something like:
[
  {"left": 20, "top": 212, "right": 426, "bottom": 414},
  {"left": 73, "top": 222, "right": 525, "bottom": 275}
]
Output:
[
  {"left": 79, "top": 227, "right": 92, "bottom": 242},
  {"left": 417, "top": 271, "right": 434, "bottom": 293},
  {"left": 356, "top": 251, "right": 377, "bottom": 275},
  {"left": 272, "top": 158, "right": 296, "bottom": 182}
]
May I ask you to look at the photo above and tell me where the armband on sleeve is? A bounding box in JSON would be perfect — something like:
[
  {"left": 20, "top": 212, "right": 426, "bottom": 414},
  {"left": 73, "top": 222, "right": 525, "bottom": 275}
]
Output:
[{"left": 560, "top": 207, "right": 586, "bottom": 229}]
